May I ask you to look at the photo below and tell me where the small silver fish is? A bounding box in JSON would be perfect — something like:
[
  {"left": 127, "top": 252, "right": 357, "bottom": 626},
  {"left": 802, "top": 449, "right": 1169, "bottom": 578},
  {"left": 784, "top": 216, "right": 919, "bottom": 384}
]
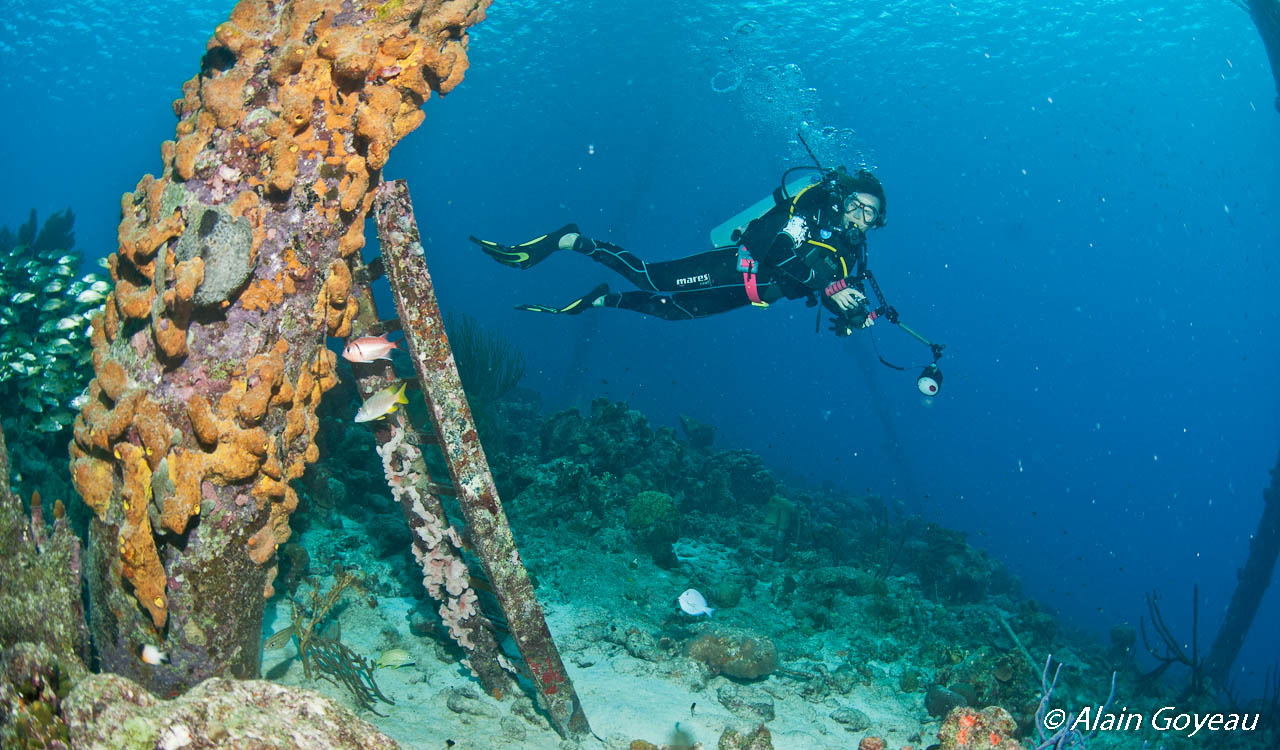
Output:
[
  {"left": 376, "top": 648, "right": 416, "bottom": 669},
  {"left": 76, "top": 289, "right": 106, "bottom": 305},
  {"left": 35, "top": 416, "right": 62, "bottom": 433}
]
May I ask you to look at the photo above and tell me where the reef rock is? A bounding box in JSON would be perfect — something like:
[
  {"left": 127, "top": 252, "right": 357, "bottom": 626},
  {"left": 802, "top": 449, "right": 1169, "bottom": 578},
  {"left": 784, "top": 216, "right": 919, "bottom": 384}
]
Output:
[
  {"left": 62, "top": 673, "right": 399, "bottom": 749},
  {"left": 686, "top": 627, "right": 778, "bottom": 681}
]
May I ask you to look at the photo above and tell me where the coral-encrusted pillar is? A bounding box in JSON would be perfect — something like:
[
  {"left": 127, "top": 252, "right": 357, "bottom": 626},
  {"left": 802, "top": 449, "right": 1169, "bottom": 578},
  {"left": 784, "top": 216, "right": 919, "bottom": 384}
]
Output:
[{"left": 69, "top": 0, "right": 490, "bottom": 695}]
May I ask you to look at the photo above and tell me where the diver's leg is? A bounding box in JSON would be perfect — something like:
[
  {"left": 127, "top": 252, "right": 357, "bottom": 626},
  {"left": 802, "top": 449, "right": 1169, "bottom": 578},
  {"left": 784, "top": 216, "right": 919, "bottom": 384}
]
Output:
[
  {"left": 516, "top": 284, "right": 611, "bottom": 315},
  {"left": 602, "top": 285, "right": 751, "bottom": 321},
  {"left": 469, "top": 224, "right": 580, "bottom": 270},
  {"left": 573, "top": 240, "right": 740, "bottom": 294}
]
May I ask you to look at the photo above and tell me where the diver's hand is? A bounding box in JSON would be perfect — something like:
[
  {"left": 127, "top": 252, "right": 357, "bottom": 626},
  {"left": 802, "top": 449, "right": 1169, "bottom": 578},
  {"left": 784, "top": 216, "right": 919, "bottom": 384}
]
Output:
[
  {"left": 828, "top": 286, "right": 866, "bottom": 313},
  {"left": 828, "top": 313, "right": 873, "bottom": 337}
]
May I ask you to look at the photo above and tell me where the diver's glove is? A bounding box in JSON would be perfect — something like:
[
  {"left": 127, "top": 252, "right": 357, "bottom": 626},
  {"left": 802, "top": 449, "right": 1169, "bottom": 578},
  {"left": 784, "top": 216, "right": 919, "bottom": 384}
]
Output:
[
  {"left": 829, "top": 318, "right": 856, "bottom": 337},
  {"left": 830, "top": 317, "right": 874, "bottom": 336}
]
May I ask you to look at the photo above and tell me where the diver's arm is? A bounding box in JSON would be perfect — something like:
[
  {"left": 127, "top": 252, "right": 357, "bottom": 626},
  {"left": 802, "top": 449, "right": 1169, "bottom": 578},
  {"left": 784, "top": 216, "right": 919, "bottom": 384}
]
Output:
[{"left": 763, "top": 233, "right": 816, "bottom": 291}]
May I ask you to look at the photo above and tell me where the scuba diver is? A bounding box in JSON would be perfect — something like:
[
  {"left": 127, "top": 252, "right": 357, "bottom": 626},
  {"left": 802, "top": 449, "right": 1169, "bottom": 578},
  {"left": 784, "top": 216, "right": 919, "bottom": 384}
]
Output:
[{"left": 470, "top": 166, "right": 887, "bottom": 337}]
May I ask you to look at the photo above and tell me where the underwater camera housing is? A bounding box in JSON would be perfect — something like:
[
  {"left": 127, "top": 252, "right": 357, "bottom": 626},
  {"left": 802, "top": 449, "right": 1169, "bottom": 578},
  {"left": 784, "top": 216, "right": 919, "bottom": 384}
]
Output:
[{"left": 917, "top": 363, "right": 943, "bottom": 397}]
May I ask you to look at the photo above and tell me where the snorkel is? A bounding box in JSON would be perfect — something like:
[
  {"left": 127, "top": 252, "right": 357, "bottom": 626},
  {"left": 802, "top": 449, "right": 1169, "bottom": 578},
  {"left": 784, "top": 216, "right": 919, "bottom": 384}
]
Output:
[{"left": 792, "top": 132, "right": 947, "bottom": 396}]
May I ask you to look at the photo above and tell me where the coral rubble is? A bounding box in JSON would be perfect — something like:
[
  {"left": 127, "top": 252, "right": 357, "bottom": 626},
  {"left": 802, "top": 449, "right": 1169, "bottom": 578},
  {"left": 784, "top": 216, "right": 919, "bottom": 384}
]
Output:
[
  {"left": 0, "top": 424, "right": 90, "bottom": 670},
  {"left": 69, "top": 0, "right": 490, "bottom": 694}
]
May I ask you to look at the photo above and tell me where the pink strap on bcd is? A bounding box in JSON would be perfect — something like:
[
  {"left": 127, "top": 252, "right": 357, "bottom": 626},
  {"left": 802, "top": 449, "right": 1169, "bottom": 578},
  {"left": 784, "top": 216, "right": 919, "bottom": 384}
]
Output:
[{"left": 743, "top": 272, "right": 761, "bottom": 303}]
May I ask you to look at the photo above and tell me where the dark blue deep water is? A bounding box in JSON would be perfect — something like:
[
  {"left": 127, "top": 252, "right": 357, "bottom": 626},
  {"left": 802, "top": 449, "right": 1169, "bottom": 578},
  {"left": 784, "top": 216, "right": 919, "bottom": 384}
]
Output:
[{"left": 3, "top": 0, "right": 1278, "bottom": 700}]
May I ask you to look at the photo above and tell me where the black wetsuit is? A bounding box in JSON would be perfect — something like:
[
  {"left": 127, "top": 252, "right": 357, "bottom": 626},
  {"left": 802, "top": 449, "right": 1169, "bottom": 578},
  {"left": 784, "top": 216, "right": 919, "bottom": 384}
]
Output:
[{"left": 578, "top": 183, "right": 869, "bottom": 328}]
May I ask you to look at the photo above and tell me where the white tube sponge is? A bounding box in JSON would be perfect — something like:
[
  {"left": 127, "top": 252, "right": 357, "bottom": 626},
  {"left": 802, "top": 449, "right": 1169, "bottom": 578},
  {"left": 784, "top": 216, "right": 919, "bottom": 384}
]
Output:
[{"left": 378, "top": 420, "right": 480, "bottom": 650}]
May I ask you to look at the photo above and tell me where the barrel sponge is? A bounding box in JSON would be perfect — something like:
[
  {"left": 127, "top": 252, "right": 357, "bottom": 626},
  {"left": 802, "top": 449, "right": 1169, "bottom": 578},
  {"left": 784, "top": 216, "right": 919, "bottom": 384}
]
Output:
[
  {"left": 117, "top": 443, "right": 168, "bottom": 629},
  {"left": 173, "top": 206, "right": 255, "bottom": 308},
  {"left": 339, "top": 155, "right": 368, "bottom": 213},
  {"left": 270, "top": 41, "right": 309, "bottom": 85},
  {"left": 238, "top": 350, "right": 284, "bottom": 424},
  {"left": 166, "top": 449, "right": 205, "bottom": 533},
  {"left": 315, "top": 259, "right": 355, "bottom": 337},
  {"left": 153, "top": 312, "right": 190, "bottom": 361},
  {"left": 246, "top": 524, "right": 276, "bottom": 565},
  {"left": 420, "top": 38, "right": 469, "bottom": 95},
  {"left": 393, "top": 106, "right": 426, "bottom": 141},
  {"left": 118, "top": 442, "right": 152, "bottom": 518},
  {"left": 103, "top": 391, "right": 143, "bottom": 448},
  {"left": 278, "top": 84, "right": 314, "bottom": 133},
  {"left": 113, "top": 275, "right": 155, "bottom": 321},
  {"left": 268, "top": 135, "right": 301, "bottom": 193},
  {"left": 201, "top": 66, "right": 254, "bottom": 131},
  {"left": 338, "top": 218, "right": 366, "bottom": 257},
  {"left": 211, "top": 19, "right": 264, "bottom": 66},
  {"left": 101, "top": 298, "right": 120, "bottom": 342},
  {"left": 205, "top": 429, "right": 269, "bottom": 483},
  {"left": 187, "top": 394, "right": 223, "bottom": 447},
  {"left": 228, "top": 0, "right": 274, "bottom": 34},
  {"left": 70, "top": 452, "right": 114, "bottom": 519},
  {"left": 133, "top": 396, "right": 175, "bottom": 471},
  {"left": 329, "top": 31, "right": 379, "bottom": 88},
  {"left": 174, "top": 257, "right": 205, "bottom": 302},
  {"left": 380, "top": 34, "right": 418, "bottom": 60},
  {"left": 97, "top": 359, "right": 130, "bottom": 403}
]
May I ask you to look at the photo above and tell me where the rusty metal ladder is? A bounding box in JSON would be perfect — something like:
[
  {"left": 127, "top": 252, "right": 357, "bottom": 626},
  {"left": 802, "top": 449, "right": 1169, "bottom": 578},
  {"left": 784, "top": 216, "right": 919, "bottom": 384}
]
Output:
[{"left": 342, "top": 179, "right": 589, "bottom": 738}]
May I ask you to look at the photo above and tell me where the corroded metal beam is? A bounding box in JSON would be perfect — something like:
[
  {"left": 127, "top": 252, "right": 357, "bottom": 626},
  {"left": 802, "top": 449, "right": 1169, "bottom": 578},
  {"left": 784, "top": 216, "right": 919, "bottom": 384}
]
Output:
[
  {"left": 373, "top": 180, "right": 591, "bottom": 738},
  {"left": 343, "top": 254, "right": 515, "bottom": 698}
]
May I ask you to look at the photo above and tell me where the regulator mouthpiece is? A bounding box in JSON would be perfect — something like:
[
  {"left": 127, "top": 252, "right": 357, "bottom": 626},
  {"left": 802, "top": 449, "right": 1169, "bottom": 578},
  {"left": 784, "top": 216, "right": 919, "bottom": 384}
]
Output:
[{"left": 917, "top": 363, "right": 943, "bottom": 397}]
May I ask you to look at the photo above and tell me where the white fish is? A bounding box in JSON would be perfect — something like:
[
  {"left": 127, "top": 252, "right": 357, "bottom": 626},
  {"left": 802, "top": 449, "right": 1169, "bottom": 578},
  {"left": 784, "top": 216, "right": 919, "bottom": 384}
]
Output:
[
  {"left": 678, "top": 588, "right": 714, "bottom": 618},
  {"left": 140, "top": 644, "right": 169, "bottom": 665},
  {"left": 76, "top": 289, "right": 106, "bottom": 305},
  {"left": 354, "top": 382, "right": 409, "bottom": 423},
  {"left": 342, "top": 334, "right": 402, "bottom": 363}
]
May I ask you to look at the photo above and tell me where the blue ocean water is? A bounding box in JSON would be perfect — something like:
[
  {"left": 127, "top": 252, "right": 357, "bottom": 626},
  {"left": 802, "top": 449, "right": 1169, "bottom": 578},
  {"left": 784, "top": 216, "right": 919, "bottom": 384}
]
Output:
[{"left": 2, "top": 0, "right": 1278, "bottom": 704}]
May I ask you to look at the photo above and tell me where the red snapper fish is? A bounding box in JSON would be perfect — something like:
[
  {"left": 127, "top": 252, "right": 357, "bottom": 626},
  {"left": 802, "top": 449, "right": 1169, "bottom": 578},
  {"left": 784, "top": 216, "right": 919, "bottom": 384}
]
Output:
[{"left": 343, "top": 334, "right": 401, "bottom": 363}]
